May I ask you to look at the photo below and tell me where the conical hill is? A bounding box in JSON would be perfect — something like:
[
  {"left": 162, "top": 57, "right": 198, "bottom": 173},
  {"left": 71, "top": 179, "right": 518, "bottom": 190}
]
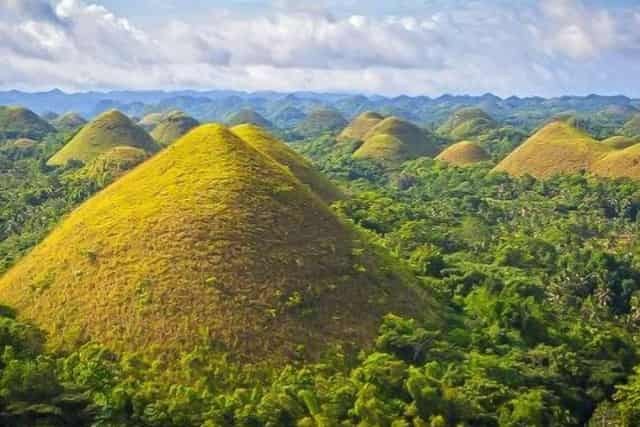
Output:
[
  {"left": 0, "top": 124, "right": 430, "bottom": 361},
  {"left": 150, "top": 111, "right": 200, "bottom": 146},
  {"left": 338, "top": 112, "right": 385, "bottom": 141},
  {"left": 47, "top": 110, "right": 159, "bottom": 166},
  {"left": 436, "top": 141, "right": 491, "bottom": 166},
  {"left": 231, "top": 124, "right": 344, "bottom": 203}
]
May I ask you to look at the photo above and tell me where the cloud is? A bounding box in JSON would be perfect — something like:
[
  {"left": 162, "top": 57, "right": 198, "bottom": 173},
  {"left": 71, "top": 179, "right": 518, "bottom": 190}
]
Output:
[{"left": 0, "top": 0, "right": 639, "bottom": 95}]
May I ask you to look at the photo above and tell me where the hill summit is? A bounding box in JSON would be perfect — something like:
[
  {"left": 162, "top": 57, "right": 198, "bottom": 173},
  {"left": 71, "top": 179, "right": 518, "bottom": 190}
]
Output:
[
  {"left": 493, "top": 121, "right": 612, "bottom": 178},
  {"left": 52, "top": 112, "right": 87, "bottom": 132},
  {"left": 226, "top": 108, "right": 272, "bottom": 128},
  {"left": 338, "top": 112, "right": 385, "bottom": 141},
  {"left": 0, "top": 124, "right": 429, "bottom": 361},
  {"left": 47, "top": 110, "right": 159, "bottom": 166},
  {"left": 437, "top": 107, "right": 497, "bottom": 140},
  {"left": 436, "top": 141, "right": 491, "bottom": 166},
  {"left": 352, "top": 117, "right": 441, "bottom": 166},
  {"left": 150, "top": 111, "right": 200, "bottom": 146},
  {"left": 0, "top": 106, "right": 55, "bottom": 141},
  {"left": 295, "top": 108, "right": 348, "bottom": 137}
]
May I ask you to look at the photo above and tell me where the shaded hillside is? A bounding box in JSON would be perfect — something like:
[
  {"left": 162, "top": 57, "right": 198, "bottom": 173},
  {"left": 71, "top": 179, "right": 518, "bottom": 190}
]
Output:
[
  {"left": 48, "top": 110, "right": 159, "bottom": 166},
  {"left": 437, "top": 107, "right": 497, "bottom": 140},
  {"left": 0, "top": 124, "right": 431, "bottom": 361},
  {"left": 353, "top": 117, "right": 442, "bottom": 166},
  {"left": 0, "top": 106, "right": 55, "bottom": 141},
  {"left": 602, "top": 135, "right": 640, "bottom": 150},
  {"left": 226, "top": 108, "right": 272, "bottom": 128},
  {"left": 138, "top": 112, "right": 166, "bottom": 131},
  {"left": 436, "top": 141, "right": 491, "bottom": 166},
  {"left": 150, "top": 111, "right": 199, "bottom": 146},
  {"left": 269, "top": 105, "right": 306, "bottom": 128},
  {"left": 80, "top": 146, "right": 149, "bottom": 183},
  {"left": 295, "top": 108, "right": 347, "bottom": 137},
  {"left": 493, "top": 121, "right": 612, "bottom": 178},
  {"left": 338, "top": 112, "right": 385, "bottom": 141},
  {"left": 621, "top": 114, "right": 640, "bottom": 137},
  {"left": 52, "top": 112, "right": 87, "bottom": 132},
  {"left": 231, "top": 124, "right": 344, "bottom": 203}
]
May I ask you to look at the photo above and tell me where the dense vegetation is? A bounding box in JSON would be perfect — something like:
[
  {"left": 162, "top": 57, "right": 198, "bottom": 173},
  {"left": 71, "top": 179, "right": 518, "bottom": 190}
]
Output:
[{"left": 3, "top": 102, "right": 640, "bottom": 426}]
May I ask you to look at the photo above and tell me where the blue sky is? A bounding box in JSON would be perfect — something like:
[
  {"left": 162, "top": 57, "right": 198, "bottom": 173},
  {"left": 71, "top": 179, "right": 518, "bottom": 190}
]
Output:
[{"left": 1, "top": 0, "right": 640, "bottom": 96}]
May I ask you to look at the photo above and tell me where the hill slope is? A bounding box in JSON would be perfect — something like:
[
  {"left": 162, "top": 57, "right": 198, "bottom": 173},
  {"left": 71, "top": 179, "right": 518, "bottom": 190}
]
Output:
[
  {"left": 48, "top": 110, "right": 159, "bottom": 166},
  {"left": 231, "top": 124, "right": 344, "bottom": 203},
  {"left": 295, "top": 108, "right": 348, "bottom": 137},
  {"left": 353, "top": 117, "right": 441, "bottom": 166},
  {"left": 591, "top": 144, "right": 640, "bottom": 180},
  {"left": 80, "top": 146, "right": 149, "bottom": 183},
  {"left": 150, "top": 111, "right": 200, "bottom": 146},
  {"left": 0, "top": 124, "right": 429, "bottom": 361},
  {"left": 621, "top": 114, "right": 640, "bottom": 137},
  {"left": 437, "top": 107, "right": 498, "bottom": 140},
  {"left": 601, "top": 135, "right": 640, "bottom": 150},
  {"left": 0, "top": 106, "right": 55, "bottom": 140},
  {"left": 338, "top": 112, "right": 385, "bottom": 141},
  {"left": 52, "top": 112, "right": 87, "bottom": 132},
  {"left": 226, "top": 109, "right": 272, "bottom": 128},
  {"left": 436, "top": 141, "right": 491, "bottom": 166},
  {"left": 493, "top": 121, "right": 612, "bottom": 178}
]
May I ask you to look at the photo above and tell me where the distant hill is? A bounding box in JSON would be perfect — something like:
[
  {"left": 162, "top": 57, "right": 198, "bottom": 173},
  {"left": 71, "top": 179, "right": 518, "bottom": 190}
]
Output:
[
  {"left": 294, "top": 108, "right": 348, "bottom": 137},
  {"left": 601, "top": 135, "right": 640, "bottom": 150},
  {"left": 269, "top": 105, "right": 306, "bottom": 128},
  {"left": 436, "top": 141, "right": 491, "bottom": 166},
  {"left": 0, "top": 124, "right": 432, "bottom": 361},
  {"left": 338, "top": 112, "right": 385, "bottom": 141},
  {"left": 225, "top": 108, "right": 272, "bottom": 128},
  {"left": 150, "top": 111, "right": 199, "bottom": 146},
  {"left": 52, "top": 112, "right": 87, "bottom": 132},
  {"left": 48, "top": 110, "right": 159, "bottom": 166},
  {"left": 437, "top": 107, "right": 498, "bottom": 140},
  {"left": 0, "top": 106, "right": 55, "bottom": 141},
  {"left": 353, "top": 117, "right": 442, "bottom": 166},
  {"left": 621, "top": 114, "right": 640, "bottom": 137},
  {"left": 493, "top": 121, "right": 612, "bottom": 178},
  {"left": 138, "top": 112, "right": 167, "bottom": 131},
  {"left": 231, "top": 124, "right": 344, "bottom": 203}
]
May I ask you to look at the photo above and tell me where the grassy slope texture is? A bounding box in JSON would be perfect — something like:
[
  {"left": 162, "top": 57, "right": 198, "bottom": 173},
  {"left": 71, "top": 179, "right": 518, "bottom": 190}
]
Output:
[
  {"left": 52, "top": 112, "right": 87, "bottom": 132},
  {"left": 436, "top": 141, "right": 491, "bottom": 166},
  {"left": 0, "top": 124, "right": 430, "bottom": 361},
  {"left": 80, "top": 146, "right": 149, "bottom": 182},
  {"left": 493, "top": 121, "right": 612, "bottom": 178},
  {"left": 48, "top": 110, "right": 159, "bottom": 166},
  {"left": 295, "top": 108, "right": 348, "bottom": 137},
  {"left": 0, "top": 106, "right": 55, "bottom": 141},
  {"left": 231, "top": 124, "right": 344, "bottom": 203},
  {"left": 591, "top": 144, "right": 640, "bottom": 179},
  {"left": 437, "top": 107, "right": 497, "bottom": 140},
  {"left": 353, "top": 117, "right": 441, "bottom": 167},
  {"left": 150, "top": 111, "right": 200, "bottom": 146},
  {"left": 338, "top": 111, "right": 385, "bottom": 141},
  {"left": 226, "top": 109, "right": 272, "bottom": 128}
]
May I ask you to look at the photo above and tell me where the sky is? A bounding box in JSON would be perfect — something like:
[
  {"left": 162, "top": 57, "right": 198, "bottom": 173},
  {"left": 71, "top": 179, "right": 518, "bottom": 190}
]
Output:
[{"left": 1, "top": 0, "right": 640, "bottom": 96}]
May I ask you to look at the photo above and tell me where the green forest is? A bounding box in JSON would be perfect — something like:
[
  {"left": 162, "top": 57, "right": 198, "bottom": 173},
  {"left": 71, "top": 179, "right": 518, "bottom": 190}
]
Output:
[{"left": 0, "top": 102, "right": 640, "bottom": 427}]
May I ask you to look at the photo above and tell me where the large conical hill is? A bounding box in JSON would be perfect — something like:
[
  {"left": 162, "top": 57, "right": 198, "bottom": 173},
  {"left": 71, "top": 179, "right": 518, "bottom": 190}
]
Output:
[
  {"left": 150, "top": 111, "right": 200, "bottom": 146},
  {"left": 493, "top": 121, "right": 612, "bottom": 178},
  {"left": 338, "top": 112, "right": 385, "bottom": 141},
  {"left": 47, "top": 110, "right": 159, "bottom": 166},
  {"left": 231, "top": 124, "right": 344, "bottom": 203},
  {"left": 0, "top": 106, "right": 55, "bottom": 140},
  {"left": 436, "top": 141, "right": 491, "bottom": 166},
  {"left": 0, "top": 124, "right": 430, "bottom": 361},
  {"left": 352, "top": 117, "right": 441, "bottom": 166}
]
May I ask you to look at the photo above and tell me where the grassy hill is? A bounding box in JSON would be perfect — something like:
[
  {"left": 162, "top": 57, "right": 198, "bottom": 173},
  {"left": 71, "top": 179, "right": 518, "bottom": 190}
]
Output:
[
  {"left": 47, "top": 110, "right": 159, "bottom": 166},
  {"left": 591, "top": 144, "right": 640, "bottom": 180},
  {"left": 353, "top": 117, "right": 441, "bottom": 166},
  {"left": 437, "top": 107, "right": 498, "bottom": 140},
  {"left": 601, "top": 135, "right": 640, "bottom": 150},
  {"left": 436, "top": 141, "right": 491, "bottom": 166},
  {"left": 138, "top": 112, "right": 167, "bottom": 131},
  {"left": 620, "top": 114, "right": 640, "bottom": 137},
  {"left": 0, "top": 106, "right": 55, "bottom": 141},
  {"left": 150, "top": 111, "right": 199, "bottom": 146},
  {"left": 231, "top": 124, "right": 344, "bottom": 203},
  {"left": 226, "top": 108, "right": 272, "bottom": 128},
  {"left": 52, "top": 112, "right": 87, "bottom": 132},
  {"left": 0, "top": 124, "right": 430, "bottom": 361},
  {"left": 295, "top": 108, "right": 348, "bottom": 137},
  {"left": 494, "top": 121, "right": 612, "bottom": 178},
  {"left": 80, "top": 146, "right": 149, "bottom": 183},
  {"left": 338, "top": 112, "right": 385, "bottom": 141}
]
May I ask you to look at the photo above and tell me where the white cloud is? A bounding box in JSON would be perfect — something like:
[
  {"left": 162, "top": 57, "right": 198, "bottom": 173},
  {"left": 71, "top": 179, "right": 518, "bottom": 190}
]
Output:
[{"left": 0, "top": 0, "right": 639, "bottom": 95}]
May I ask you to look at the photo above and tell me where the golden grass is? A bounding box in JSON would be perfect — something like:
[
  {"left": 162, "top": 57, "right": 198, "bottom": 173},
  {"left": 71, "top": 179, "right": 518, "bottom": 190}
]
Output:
[
  {"left": 493, "top": 121, "right": 612, "bottom": 178},
  {"left": 436, "top": 141, "right": 491, "bottom": 166},
  {"left": 353, "top": 117, "right": 440, "bottom": 166},
  {"left": 150, "top": 111, "right": 199, "bottom": 146},
  {"left": 601, "top": 135, "right": 640, "bottom": 150},
  {"left": 338, "top": 112, "right": 385, "bottom": 142},
  {"left": 592, "top": 144, "right": 640, "bottom": 179},
  {"left": 47, "top": 110, "right": 159, "bottom": 166},
  {"left": 0, "top": 124, "right": 432, "bottom": 362},
  {"left": 231, "top": 124, "right": 344, "bottom": 203},
  {"left": 80, "top": 146, "right": 149, "bottom": 182}
]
